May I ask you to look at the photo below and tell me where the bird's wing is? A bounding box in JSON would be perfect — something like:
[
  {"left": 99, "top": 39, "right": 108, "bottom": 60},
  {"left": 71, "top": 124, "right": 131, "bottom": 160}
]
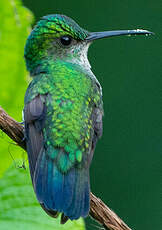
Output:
[
  {"left": 24, "top": 94, "right": 46, "bottom": 180},
  {"left": 89, "top": 98, "right": 103, "bottom": 164},
  {"left": 93, "top": 106, "right": 103, "bottom": 141}
]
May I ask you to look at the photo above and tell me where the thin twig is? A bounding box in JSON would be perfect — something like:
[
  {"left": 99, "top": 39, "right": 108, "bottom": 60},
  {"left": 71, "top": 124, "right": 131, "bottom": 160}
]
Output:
[{"left": 0, "top": 106, "right": 132, "bottom": 230}]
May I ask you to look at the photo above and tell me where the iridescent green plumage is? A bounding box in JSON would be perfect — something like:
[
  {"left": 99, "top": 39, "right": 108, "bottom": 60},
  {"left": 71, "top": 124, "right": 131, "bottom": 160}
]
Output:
[
  {"left": 25, "top": 59, "right": 102, "bottom": 173},
  {"left": 24, "top": 15, "right": 88, "bottom": 74},
  {"left": 24, "top": 14, "right": 103, "bottom": 222}
]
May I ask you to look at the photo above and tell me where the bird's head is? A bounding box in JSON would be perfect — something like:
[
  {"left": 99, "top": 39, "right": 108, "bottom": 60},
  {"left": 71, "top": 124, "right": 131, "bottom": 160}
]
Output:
[{"left": 24, "top": 14, "right": 153, "bottom": 75}]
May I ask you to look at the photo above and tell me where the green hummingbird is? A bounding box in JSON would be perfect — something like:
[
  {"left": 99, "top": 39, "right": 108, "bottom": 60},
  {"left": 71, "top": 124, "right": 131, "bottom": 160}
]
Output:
[{"left": 24, "top": 14, "right": 152, "bottom": 223}]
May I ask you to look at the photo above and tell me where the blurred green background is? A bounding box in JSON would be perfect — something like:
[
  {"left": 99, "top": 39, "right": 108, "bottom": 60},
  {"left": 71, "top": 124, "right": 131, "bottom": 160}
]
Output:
[{"left": 0, "top": 0, "right": 162, "bottom": 229}]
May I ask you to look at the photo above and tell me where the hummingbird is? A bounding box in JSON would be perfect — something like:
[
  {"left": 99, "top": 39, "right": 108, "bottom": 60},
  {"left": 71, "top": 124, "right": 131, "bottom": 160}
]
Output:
[{"left": 24, "top": 14, "right": 152, "bottom": 223}]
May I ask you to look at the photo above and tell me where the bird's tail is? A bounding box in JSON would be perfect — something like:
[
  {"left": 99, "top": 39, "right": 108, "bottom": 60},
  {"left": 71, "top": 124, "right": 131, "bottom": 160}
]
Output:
[{"left": 33, "top": 149, "right": 90, "bottom": 221}]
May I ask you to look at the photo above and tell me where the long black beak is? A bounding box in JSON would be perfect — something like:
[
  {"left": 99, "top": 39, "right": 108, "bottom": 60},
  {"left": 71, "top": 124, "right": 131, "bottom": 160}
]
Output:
[{"left": 86, "top": 29, "right": 153, "bottom": 41}]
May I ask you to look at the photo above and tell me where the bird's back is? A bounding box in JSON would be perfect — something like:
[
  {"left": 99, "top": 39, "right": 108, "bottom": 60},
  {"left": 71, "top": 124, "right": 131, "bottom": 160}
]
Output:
[{"left": 24, "top": 60, "right": 103, "bottom": 220}]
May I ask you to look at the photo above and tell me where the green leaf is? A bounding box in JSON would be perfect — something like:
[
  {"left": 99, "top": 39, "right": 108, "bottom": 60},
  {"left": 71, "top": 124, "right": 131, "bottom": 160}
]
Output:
[
  {"left": 0, "top": 166, "right": 85, "bottom": 230},
  {"left": 0, "top": 0, "right": 33, "bottom": 176}
]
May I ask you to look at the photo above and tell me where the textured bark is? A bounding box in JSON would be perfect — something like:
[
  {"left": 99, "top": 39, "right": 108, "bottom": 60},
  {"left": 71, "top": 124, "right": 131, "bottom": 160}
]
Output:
[
  {"left": 0, "top": 106, "right": 132, "bottom": 230},
  {"left": 90, "top": 193, "right": 131, "bottom": 230}
]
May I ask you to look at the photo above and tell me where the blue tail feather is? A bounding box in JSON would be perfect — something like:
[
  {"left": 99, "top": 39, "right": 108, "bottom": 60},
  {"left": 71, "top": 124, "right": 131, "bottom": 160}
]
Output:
[
  {"left": 52, "top": 165, "right": 64, "bottom": 211},
  {"left": 83, "top": 179, "right": 90, "bottom": 217},
  {"left": 65, "top": 168, "right": 90, "bottom": 220},
  {"left": 44, "top": 158, "right": 54, "bottom": 210},
  {"left": 61, "top": 169, "right": 75, "bottom": 210},
  {"left": 66, "top": 169, "right": 82, "bottom": 219},
  {"left": 33, "top": 148, "right": 90, "bottom": 220}
]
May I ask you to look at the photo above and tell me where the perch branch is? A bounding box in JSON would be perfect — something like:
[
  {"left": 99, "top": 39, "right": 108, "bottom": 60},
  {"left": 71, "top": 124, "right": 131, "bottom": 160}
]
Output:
[{"left": 0, "top": 106, "right": 132, "bottom": 230}]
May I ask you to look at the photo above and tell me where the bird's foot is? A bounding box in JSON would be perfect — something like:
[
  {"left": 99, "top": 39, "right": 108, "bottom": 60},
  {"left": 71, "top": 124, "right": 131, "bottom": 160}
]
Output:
[{"left": 60, "top": 213, "right": 69, "bottom": 224}]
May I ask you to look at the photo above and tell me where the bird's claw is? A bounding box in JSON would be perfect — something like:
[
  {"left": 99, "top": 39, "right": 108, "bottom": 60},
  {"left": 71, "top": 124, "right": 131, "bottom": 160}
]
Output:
[{"left": 60, "top": 213, "right": 69, "bottom": 224}]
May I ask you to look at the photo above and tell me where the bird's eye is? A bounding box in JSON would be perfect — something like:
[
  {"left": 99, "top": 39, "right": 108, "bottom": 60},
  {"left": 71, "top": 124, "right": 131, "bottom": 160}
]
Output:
[{"left": 60, "top": 35, "right": 72, "bottom": 47}]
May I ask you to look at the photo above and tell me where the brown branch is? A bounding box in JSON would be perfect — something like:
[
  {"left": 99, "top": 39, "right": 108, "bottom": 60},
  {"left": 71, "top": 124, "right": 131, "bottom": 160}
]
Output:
[
  {"left": 0, "top": 106, "right": 132, "bottom": 230},
  {"left": 90, "top": 193, "right": 131, "bottom": 230},
  {"left": 0, "top": 107, "right": 26, "bottom": 149}
]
